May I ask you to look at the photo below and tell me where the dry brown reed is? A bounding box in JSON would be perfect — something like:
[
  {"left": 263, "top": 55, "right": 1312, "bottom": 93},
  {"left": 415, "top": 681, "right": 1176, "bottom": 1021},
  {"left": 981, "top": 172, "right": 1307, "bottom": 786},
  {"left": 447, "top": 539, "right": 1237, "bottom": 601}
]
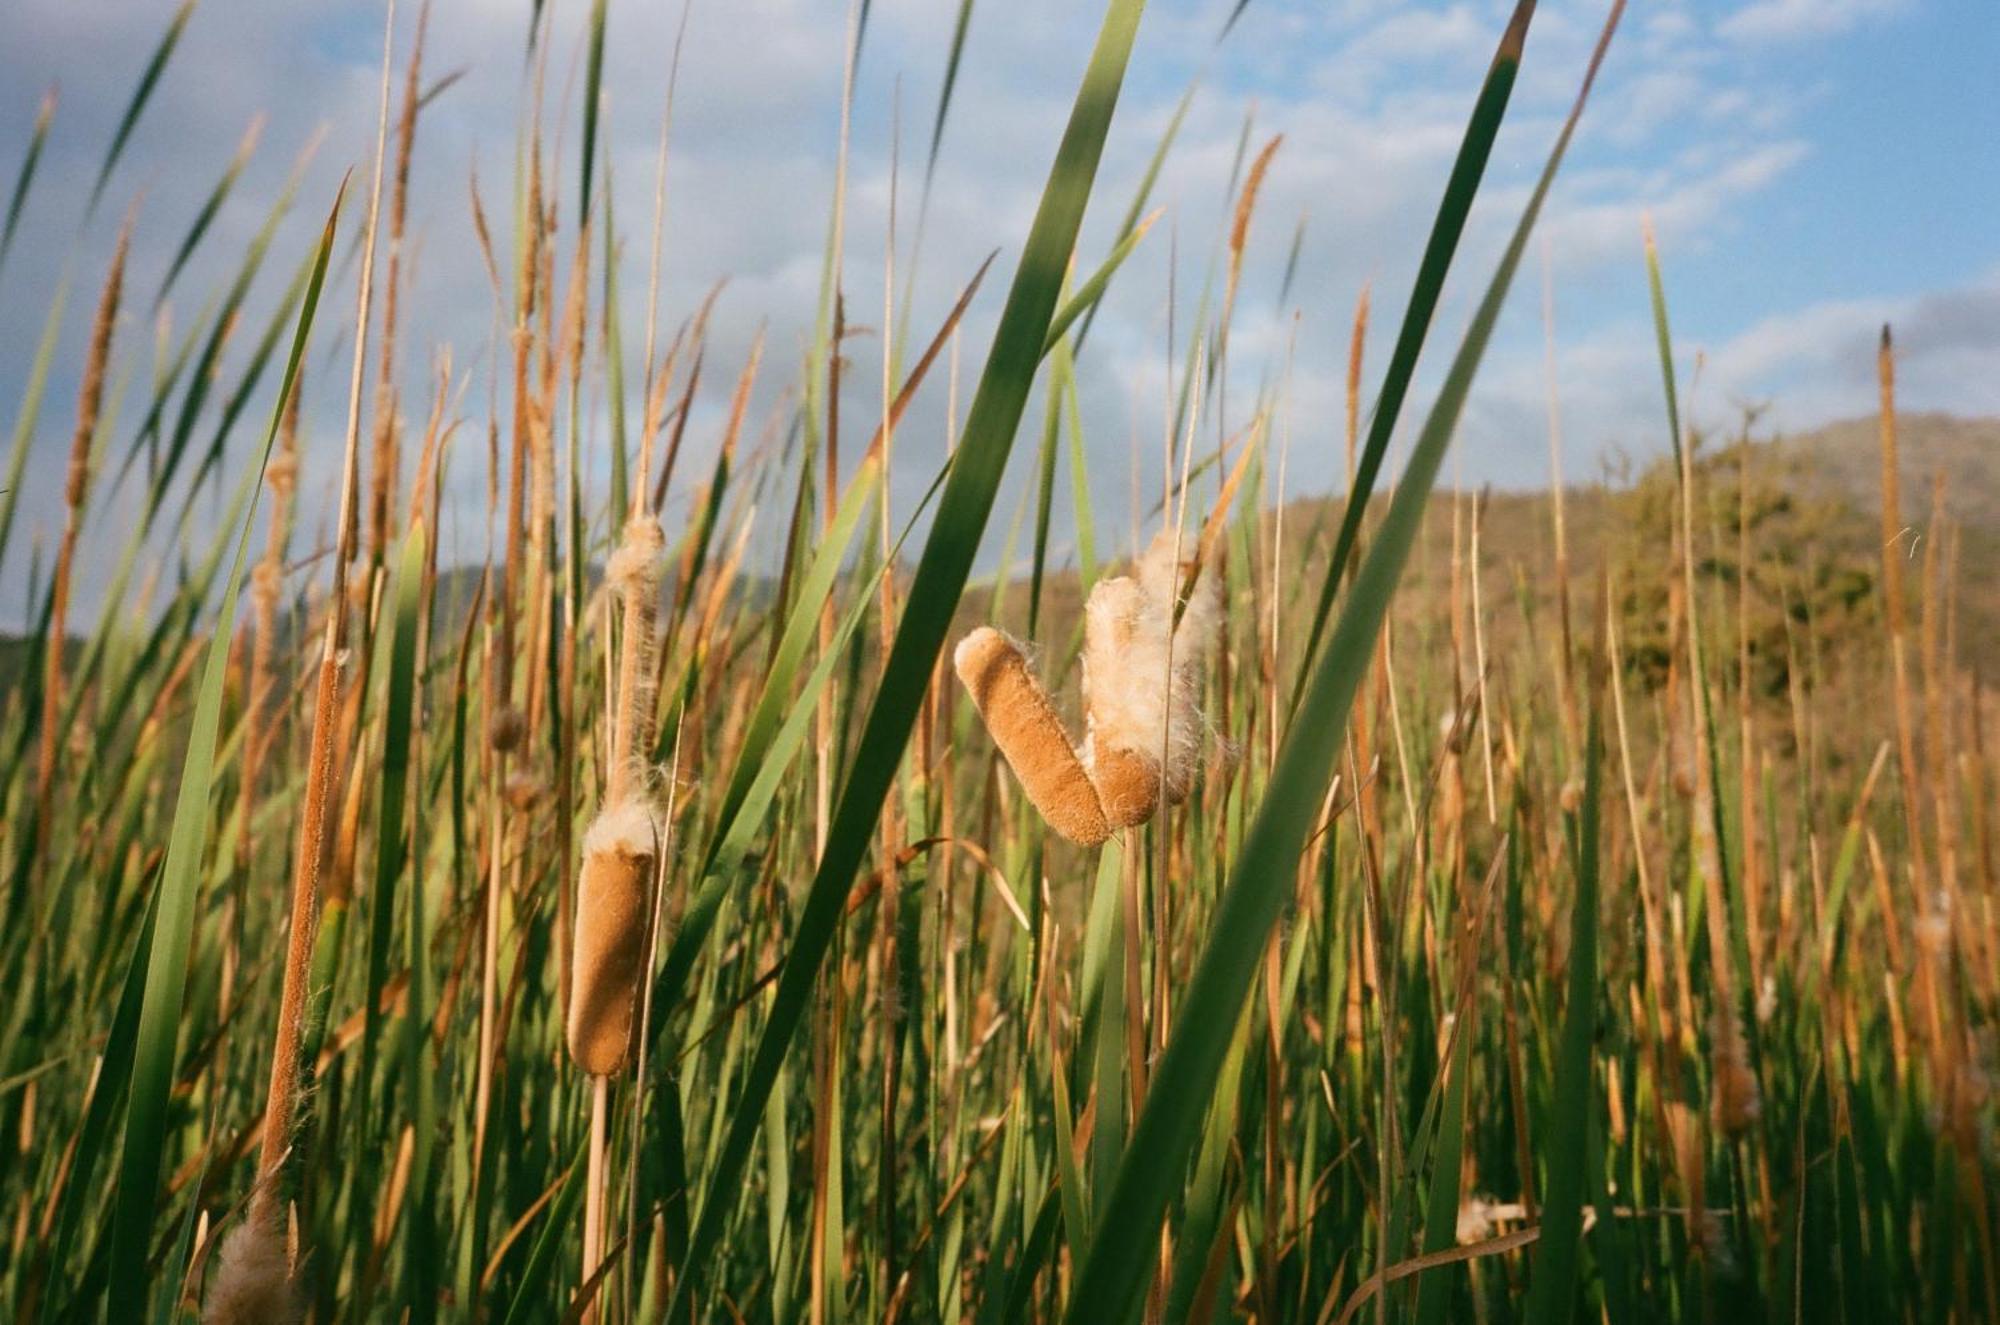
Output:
[
  {"left": 211, "top": 12, "right": 396, "bottom": 1319},
  {"left": 37, "top": 211, "right": 131, "bottom": 848}
]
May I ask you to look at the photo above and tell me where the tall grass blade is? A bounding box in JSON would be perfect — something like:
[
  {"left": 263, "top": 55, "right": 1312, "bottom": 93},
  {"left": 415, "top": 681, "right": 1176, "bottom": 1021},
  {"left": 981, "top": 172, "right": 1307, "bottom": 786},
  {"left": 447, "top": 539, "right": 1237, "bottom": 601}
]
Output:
[
  {"left": 88, "top": 0, "right": 197, "bottom": 218},
  {"left": 0, "top": 86, "right": 55, "bottom": 280},
  {"left": 1063, "top": 10, "right": 1620, "bottom": 1319},
  {"left": 103, "top": 187, "right": 338, "bottom": 1315},
  {"left": 1289, "top": 0, "right": 1535, "bottom": 713},
  {"left": 1522, "top": 695, "right": 1603, "bottom": 1323},
  {"left": 663, "top": 1, "right": 1148, "bottom": 1309}
]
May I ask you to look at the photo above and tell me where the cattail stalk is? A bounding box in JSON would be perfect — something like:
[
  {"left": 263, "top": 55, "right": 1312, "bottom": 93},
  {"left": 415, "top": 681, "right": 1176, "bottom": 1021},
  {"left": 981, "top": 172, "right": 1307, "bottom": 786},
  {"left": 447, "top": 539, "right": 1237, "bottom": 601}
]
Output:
[
  {"left": 1878, "top": 326, "right": 1957, "bottom": 1085},
  {"left": 571, "top": 480, "right": 668, "bottom": 1314}
]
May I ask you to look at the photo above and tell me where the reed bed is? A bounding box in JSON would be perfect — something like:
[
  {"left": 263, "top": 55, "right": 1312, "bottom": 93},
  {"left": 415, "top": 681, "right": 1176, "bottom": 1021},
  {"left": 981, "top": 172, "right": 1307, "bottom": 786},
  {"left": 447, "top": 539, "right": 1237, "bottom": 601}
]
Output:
[{"left": 0, "top": 1, "right": 1994, "bottom": 1321}]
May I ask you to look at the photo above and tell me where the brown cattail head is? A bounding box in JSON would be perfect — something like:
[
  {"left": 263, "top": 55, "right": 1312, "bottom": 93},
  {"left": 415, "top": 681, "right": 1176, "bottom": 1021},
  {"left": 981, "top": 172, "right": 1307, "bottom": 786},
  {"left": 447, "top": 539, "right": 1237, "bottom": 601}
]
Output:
[
  {"left": 568, "top": 800, "right": 661, "bottom": 1075},
  {"left": 957, "top": 529, "right": 1223, "bottom": 845},
  {"left": 1091, "top": 745, "right": 1161, "bottom": 832},
  {"left": 1710, "top": 1057, "right": 1761, "bottom": 1140},
  {"left": 202, "top": 1212, "right": 298, "bottom": 1325},
  {"left": 489, "top": 703, "right": 527, "bottom": 753},
  {"left": 954, "top": 627, "right": 1109, "bottom": 847},
  {"left": 1708, "top": 1010, "right": 1762, "bottom": 1139},
  {"left": 504, "top": 771, "right": 544, "bottom": 813}
]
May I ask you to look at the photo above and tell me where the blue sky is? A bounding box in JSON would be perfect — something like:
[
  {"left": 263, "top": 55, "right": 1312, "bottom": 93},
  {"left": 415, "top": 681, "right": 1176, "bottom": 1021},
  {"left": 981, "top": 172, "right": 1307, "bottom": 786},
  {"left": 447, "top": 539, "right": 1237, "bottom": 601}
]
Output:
[{"left": 0, "top": 0, "right": 1994, "bottom": 617}]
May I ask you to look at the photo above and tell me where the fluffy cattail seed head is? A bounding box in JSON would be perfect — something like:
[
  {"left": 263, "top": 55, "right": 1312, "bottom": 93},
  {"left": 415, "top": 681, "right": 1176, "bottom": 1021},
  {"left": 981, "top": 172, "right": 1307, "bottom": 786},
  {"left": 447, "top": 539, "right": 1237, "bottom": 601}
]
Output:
[
  {"left": 568, "top": 801, "right": 660, "bottom": 1075},
  {"left": 1125, "top": 530, "right": 1222, "bottom": 802},
  {"left": 1914, "top": 894, "right": 1953, "bottom": 957},
  {"left": 203, "top": 1214, "right": 299, "bottom": 1325},
  {"left": 606, "top": 515, "right": 668, "bottom": 598},
  {"left": 1079, "top": 534, "right": 1220, "bottom": 809},
  {"left": 1081, "top": 575, "right": 1164, "bottom": 826}
]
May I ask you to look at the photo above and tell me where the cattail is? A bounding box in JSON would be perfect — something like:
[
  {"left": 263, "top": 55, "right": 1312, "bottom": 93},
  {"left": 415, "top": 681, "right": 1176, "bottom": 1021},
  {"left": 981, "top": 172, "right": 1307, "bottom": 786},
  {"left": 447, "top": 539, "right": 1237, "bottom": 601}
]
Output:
[
  {"left": 605, "top": 515, "right": 667, "bottom": 785},
  {"left": 567, "top": 799, "right": 661, "bottom": 1074},
  {"left": 571, "top": 502, "right": 670, "bottom": 1317},
  {"left": 503, "top": 771, "right": 544, "bottom": 812},
  {"left": 954, "top": 627, "right": 1110, "bottom": 847},
  {"left": 567, "top": 515, "right": 668, "bottom": 1074},
  {"left": 1708, "top": 1008, "right": 1761, "bottom": 1139},
  {"left": 489, "top": 703, "right": 527, "bottom": 753},
  {"left": 958, "top": 529, "right": 1221, "bottom": 845},
  {"left": 1454, "top": 1196, "right": 1524, "bottom": 1246},
  {"left": 225, "top": 9, "right": 394, "bottom": 1302},
  {"left": 203, "top": 1210, "right": 298, "bottom": 1325}
]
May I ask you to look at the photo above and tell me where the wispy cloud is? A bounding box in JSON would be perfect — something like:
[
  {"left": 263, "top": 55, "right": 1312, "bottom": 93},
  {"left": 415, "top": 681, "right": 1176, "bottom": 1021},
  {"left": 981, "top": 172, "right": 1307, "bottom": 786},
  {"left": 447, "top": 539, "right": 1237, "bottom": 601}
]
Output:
[{"left": 1719, "top": 0, "right": 1909, "bottom": 44}]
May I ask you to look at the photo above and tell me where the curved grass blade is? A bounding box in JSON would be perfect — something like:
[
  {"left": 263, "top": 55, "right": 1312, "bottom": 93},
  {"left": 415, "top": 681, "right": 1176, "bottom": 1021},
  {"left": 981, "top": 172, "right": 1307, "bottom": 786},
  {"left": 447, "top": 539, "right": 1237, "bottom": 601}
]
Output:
[
  {"left": 89, "top": 0, "right": 197, "bottom": 218},
  {"left": 0, "top": 274, "right": 69, "bottom": 578},
  {"left": 1043, "top": 208, "right": 1158, "bottom": 354},
  {"left": 579, "top": 0, "right": 608, "bottom": 223},
  {"left": 661, "top": 1, "right": 1148, "bottom": 1310},
  {"left": 103, "top": 186, "right": 339, "bottom": 1317},
  {"left": 153, "top": 116, "right": 262, "bottom": 311},
  {"left": 1289, "top": 0, "right": 1535, "bottom": 716},
  {"left": 1073, "top": 79, "right": 1192, "bottom": 356},
  {"left": 1062, "top": 10, "right": 1622, "bottom": 1320},
  {"left": 33, "top": 884, "right": 156, "bottom": 1321},
  {"left": 927, "top": 0, "right": 976, "bottom": 181},
  {"left": 0, "top": 86, "right": 56, "bottom": 280}
]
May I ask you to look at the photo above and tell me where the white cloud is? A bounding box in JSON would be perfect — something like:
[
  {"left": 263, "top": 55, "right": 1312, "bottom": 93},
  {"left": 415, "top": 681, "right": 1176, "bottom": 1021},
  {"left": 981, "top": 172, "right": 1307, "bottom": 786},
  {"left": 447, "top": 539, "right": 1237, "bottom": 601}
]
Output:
[
  {"left": 1719, "top": 0, "right": 1908, "bottom": 44},
  {"left": 1462, "top": 266, "right": 2000, "bottom": 488}
]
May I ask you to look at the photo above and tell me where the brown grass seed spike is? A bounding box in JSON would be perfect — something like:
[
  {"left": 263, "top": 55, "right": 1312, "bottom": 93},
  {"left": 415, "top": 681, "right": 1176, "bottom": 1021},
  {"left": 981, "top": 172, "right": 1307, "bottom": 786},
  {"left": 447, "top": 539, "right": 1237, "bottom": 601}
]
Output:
[{"left": 954, "top": 626, "right": 1111, "bottom": 846}]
